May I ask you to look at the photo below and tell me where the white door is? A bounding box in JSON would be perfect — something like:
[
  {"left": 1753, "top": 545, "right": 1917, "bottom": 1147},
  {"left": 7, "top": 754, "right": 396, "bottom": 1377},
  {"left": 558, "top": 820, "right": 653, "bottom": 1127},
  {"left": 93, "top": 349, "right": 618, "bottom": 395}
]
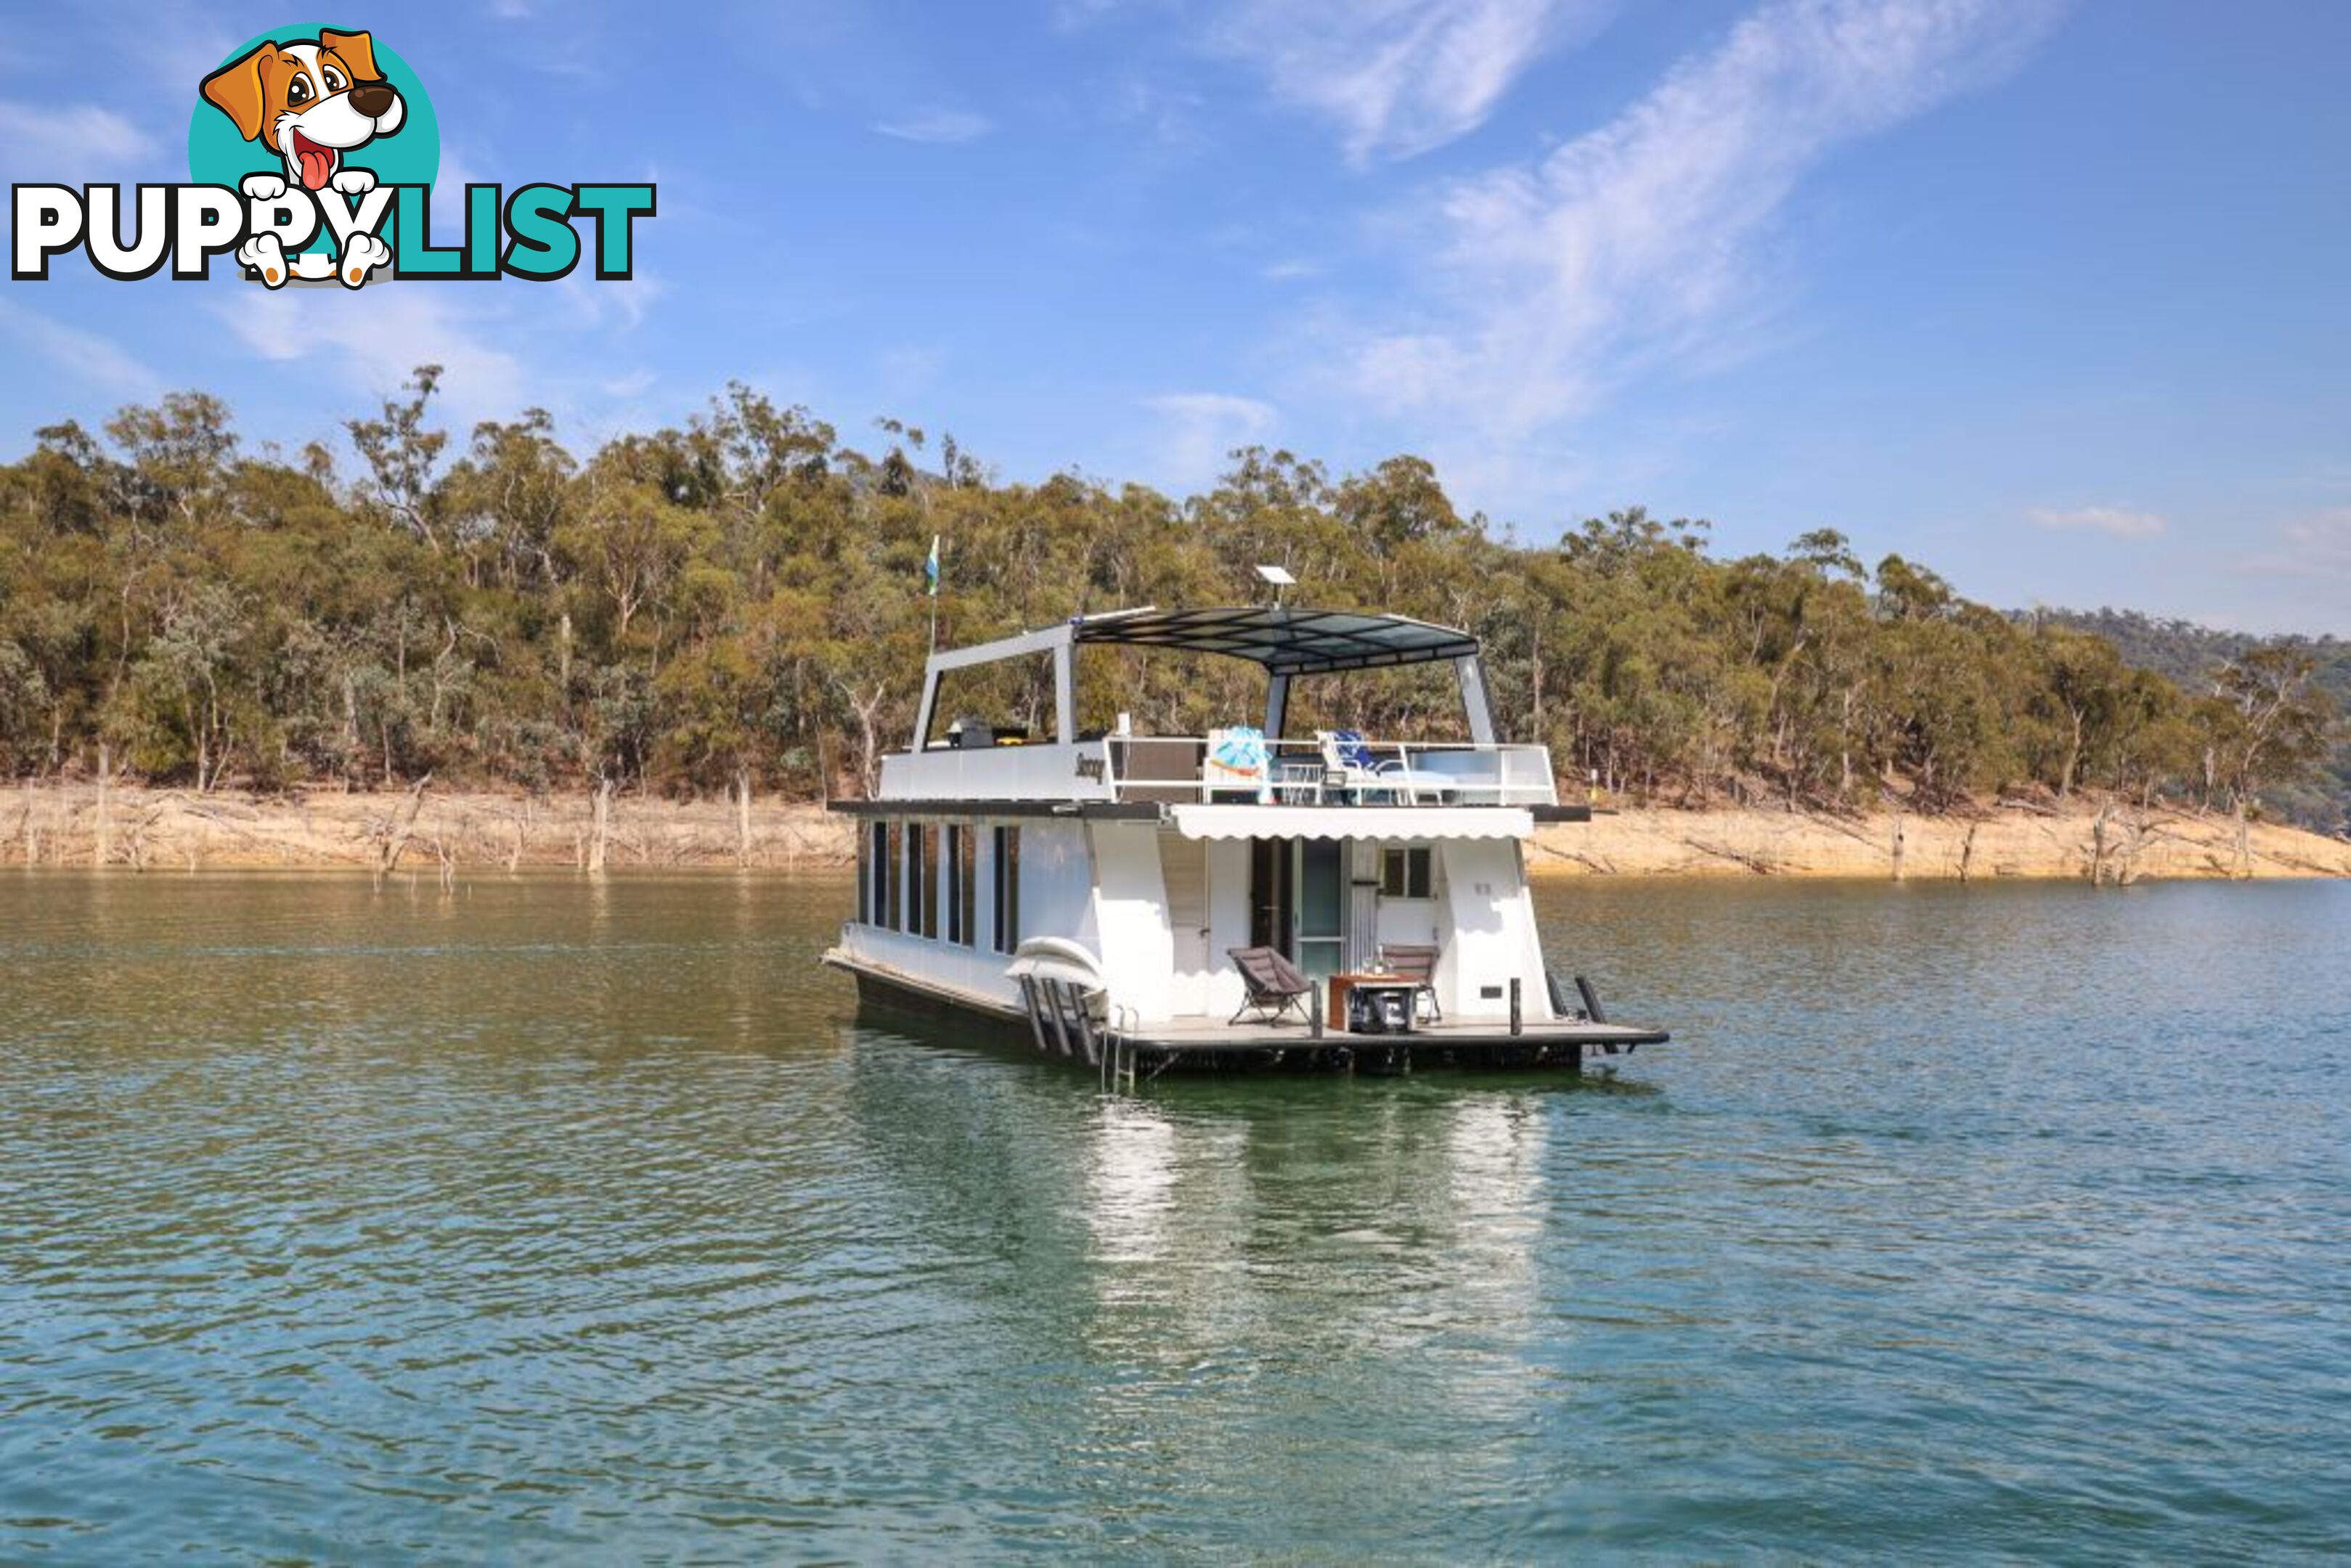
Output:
[{"left": 1162, "top": 833, "right": 1211, "bottom": 1016}]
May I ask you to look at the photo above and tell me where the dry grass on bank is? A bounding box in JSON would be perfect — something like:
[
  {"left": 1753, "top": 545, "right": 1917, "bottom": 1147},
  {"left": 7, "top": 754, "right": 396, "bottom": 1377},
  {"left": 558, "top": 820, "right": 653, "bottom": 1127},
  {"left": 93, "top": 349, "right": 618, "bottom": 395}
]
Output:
[{"left": 1, "top": 783, "right": 2344, "bottom": 883}]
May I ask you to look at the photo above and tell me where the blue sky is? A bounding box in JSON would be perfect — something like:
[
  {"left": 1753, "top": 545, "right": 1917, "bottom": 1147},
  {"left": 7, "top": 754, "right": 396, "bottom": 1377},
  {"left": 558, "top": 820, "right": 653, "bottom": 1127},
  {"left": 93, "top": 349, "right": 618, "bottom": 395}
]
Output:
[{"left": 3, "top": 0, "right": 2347, "bottom": 632}]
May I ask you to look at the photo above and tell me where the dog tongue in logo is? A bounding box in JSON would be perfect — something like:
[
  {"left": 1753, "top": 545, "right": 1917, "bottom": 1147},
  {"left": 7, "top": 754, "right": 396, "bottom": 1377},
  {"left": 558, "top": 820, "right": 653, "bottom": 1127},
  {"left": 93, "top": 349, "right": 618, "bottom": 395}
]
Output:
[{"left": 291, "top": 129, "right": 335, "bottom": 190}]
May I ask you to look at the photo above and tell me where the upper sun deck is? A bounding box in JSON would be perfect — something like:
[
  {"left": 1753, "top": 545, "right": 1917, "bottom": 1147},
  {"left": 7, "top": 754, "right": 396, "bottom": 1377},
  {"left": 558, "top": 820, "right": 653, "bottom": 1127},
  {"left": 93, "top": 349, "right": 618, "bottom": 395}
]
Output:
[{"left": 851, "top": 606, "right": 1566, "bottom": 814}]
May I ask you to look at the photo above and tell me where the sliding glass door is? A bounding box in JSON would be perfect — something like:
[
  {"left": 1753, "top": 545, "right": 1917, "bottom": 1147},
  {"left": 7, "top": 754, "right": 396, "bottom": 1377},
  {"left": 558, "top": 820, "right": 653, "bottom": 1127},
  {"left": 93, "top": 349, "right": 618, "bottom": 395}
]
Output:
[
  {"left": 1295, "top": 838, "right": 1346, "bottom": 979},
  {"left": 1247, "top": 836, "right": 1350, "bottom": 980}
]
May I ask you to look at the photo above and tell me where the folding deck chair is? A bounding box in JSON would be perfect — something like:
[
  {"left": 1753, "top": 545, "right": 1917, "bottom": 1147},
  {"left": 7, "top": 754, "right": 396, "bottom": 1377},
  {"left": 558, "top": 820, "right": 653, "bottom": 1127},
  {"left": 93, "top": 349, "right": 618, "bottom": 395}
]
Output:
[{"left": 1226, "top": 945, "right": 1314, "bottom": 1026}]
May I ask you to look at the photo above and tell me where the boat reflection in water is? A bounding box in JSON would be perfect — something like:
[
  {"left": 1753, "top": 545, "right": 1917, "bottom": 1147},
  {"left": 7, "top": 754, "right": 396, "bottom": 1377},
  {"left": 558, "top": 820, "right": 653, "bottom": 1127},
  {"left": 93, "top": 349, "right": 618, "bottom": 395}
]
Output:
[{"left": 841, "top": 1010, "right": 1642, "bottom": 1522}]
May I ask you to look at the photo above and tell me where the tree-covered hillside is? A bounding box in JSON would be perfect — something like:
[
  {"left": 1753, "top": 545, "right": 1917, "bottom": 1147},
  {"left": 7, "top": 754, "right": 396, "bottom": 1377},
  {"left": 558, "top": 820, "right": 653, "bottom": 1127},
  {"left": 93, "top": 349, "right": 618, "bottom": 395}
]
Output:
[
  {"left": 2027, "top": 608, "right": 2350, "bottom": 834},
  {"left": 0, "top": 372, "right": 2336, "bottom": 826}
]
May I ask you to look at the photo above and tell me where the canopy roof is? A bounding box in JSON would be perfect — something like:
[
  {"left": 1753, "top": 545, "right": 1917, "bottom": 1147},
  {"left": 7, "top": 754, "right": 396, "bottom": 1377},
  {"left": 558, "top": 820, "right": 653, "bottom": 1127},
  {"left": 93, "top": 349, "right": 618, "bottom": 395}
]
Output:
[{"left": 1072, "top": 606, "right": 1478, "bottom": 677}]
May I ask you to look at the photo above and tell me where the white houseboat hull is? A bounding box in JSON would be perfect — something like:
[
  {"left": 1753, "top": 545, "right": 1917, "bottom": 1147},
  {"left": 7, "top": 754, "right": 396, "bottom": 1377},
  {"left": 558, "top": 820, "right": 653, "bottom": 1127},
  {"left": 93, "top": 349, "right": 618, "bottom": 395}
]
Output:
[{"left": 823, "top": 604, "right": 1670, "bottom": 1074}]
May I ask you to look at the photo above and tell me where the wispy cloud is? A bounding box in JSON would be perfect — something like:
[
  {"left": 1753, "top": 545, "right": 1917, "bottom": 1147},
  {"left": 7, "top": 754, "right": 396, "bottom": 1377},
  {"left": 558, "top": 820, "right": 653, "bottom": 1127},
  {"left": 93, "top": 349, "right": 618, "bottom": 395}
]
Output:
[
  {"left": 2029, "top": 504, "right": 2165, "bottom": 539},
  {"left": 1144, "top": 391, "right": 1278, "bottom": 489},
  {"left": 0, "top": 297, "right": 163, "bottom": 399},
  {"left": 556, "top": 269, "right": 667, "bottom": 332},
  {"left": 2223, "top": 507, "right": 2351, "bottom": 630},
  {"left": 1339, "top": 0, "right": 2061, "bottom": 435},
  {"left": 874, "top": 107, "right": 995, "bottom": 144},
  {"left": 0, "top": 100, "right": 156, "bottom": 173},
  {"left": 1212, "top": 0, "right": 1613, "bottom": 163},
  {"left": 2279, "top": 507, "right": 2351, "bottom": 577},
  {"left": 214, "top": 286, "right": 526, "bottom": 434}
]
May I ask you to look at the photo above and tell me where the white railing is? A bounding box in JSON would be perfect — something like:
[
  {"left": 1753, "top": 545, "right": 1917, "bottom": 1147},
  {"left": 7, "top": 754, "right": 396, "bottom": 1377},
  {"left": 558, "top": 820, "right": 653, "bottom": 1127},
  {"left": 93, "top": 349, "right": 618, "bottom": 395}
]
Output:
[
  {"left": 876, "top": 735, "right": 1560, "bottom": 807},
  {"left": 1105, "top": 736, "right": 1558, "bottom": 807}
]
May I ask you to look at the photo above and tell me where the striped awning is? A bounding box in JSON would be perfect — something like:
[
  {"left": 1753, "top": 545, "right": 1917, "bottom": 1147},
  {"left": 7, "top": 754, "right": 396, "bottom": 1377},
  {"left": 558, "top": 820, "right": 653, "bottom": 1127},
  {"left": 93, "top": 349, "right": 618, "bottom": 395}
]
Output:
[{"left": 1167, "top": 804, "right": 1533, "bottom": 841}]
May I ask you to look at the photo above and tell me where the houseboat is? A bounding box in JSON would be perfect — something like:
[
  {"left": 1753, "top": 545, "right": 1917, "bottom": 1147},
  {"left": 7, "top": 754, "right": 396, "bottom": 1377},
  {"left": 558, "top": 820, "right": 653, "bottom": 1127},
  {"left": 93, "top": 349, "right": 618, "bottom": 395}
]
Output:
[{"left": 821, "top": 605, "right": 1668, "bottom": 1074}]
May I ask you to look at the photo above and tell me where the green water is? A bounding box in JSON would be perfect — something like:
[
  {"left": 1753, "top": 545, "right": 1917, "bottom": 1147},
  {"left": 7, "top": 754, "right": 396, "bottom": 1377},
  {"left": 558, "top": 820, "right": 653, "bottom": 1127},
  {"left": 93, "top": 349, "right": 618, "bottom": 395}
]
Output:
[{"left": 2, "top": 872, "right": 2347, "bottom": 1561}]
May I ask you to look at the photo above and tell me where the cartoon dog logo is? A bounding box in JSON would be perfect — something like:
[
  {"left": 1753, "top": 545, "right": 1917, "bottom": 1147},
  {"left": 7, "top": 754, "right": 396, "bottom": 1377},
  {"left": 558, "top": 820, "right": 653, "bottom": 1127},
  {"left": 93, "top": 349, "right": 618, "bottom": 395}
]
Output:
[{"left": 200, "top": 29, "right": 402, "bottom": 287}]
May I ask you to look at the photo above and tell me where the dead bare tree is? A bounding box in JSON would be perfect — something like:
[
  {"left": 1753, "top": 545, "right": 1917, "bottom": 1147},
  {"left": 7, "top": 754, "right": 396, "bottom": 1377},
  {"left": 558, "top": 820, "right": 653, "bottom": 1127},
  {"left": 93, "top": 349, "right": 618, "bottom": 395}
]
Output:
[{"left": 375, "top": 772, "right": 433, "bottom": 886}]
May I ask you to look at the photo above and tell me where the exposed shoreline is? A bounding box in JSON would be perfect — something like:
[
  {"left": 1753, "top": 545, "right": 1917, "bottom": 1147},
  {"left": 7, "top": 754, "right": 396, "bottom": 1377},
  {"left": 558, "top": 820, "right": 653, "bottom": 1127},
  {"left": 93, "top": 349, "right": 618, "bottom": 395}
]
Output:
[{"left": 1, "top": 783, "right": 2344, "bottom": 882}]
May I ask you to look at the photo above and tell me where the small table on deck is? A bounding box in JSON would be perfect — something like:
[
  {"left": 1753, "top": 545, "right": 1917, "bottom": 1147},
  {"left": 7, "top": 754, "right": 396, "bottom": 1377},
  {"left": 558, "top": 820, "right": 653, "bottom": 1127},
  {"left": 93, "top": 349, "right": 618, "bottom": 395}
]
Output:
[{"left": 1327, "top": 972, "right": 1418, "bottom": 1034}]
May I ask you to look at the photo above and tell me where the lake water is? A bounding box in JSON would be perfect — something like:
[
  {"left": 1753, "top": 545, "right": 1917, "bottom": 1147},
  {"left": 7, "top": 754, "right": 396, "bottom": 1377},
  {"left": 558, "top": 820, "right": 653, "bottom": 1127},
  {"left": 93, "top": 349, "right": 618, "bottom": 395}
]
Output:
[{"left": 2, "top": 871, "right": 2346, "bottom": 1561}]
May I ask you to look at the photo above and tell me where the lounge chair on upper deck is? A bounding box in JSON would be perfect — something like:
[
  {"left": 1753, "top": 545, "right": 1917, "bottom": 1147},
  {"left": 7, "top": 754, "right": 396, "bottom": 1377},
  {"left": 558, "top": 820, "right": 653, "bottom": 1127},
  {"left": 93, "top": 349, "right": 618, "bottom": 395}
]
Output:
[
  {"left": 1227, "top": 945, "right": 1313, "bottom": 1026},
  {"left": 1316, "top": 730, "right": 1446, "bottom": 804}
]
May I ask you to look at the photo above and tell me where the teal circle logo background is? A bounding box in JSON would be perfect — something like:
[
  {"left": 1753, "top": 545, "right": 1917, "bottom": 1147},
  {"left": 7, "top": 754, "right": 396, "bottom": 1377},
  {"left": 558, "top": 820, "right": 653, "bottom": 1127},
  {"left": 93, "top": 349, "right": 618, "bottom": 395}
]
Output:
[{"left": 189, "top": 23, "right": 439, "bottom": 252}]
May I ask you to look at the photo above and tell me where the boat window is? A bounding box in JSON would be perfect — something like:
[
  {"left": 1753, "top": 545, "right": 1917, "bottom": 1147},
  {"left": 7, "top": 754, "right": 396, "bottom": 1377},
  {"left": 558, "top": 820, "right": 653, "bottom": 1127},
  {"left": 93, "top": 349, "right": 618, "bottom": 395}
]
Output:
[
  {"left": 993, "top": 825, "right": 1021, "bottom": 954},
  {"left": 886, "top": 820, "right": 903, "bottom": 931},
  {"left": 943, "top": 824, "right": 972, "bottom": 945},
  {"left": 958, "top": 825, "right": 977, "bottom": 945},
  {"left": 916, "top": 823, "right": 940, "bottom": 939},
  {"left": 865, "top": 821, "right": 888, "bottom": 925},
  {"left": 1381, "top": 846, "right": 1433, "bottom": 899}
]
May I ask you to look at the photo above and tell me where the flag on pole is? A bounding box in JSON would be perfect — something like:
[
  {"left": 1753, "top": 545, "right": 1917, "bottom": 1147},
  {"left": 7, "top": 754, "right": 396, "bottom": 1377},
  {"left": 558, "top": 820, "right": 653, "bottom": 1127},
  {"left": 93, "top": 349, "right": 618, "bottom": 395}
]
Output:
[{"left": 924, "top": 535, "right": 941, "bottom": 597}]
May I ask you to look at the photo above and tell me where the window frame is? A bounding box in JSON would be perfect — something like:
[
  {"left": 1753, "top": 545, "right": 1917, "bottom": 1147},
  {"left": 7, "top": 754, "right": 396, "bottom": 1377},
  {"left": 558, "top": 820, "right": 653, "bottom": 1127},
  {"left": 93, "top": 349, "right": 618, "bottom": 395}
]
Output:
[
  {"left": 992, "top": 824, "right": 1021, "bottom": 955},
  {"left": 948, "top": 823, "right": 976, "bottom": 947},
  {"left": 915, "top": 822, "right": 940, "bottom": 939},
  {"left": 1381, "top": 846, "right": 1433, "bottom": 900}
]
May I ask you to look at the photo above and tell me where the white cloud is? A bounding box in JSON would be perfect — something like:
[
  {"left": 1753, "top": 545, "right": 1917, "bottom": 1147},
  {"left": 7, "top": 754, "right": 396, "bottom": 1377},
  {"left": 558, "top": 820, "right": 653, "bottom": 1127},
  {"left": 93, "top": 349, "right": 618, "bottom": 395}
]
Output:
[
  {"left": 1144, "top": 391, "right": 1279, "bottom": 489},
  {"left": 874, "top": 108, "right": 995, "bottom": 144},
  {"left": 214, "top": 285, "right": 526, "bottom": 433},
  {"left": 2280, "top": 507, "right": 2351, "bottom": 576},
  {"left": 0, "top": 297, "right": 163, "bottom": 399},
  {"left": 428, "top": 143, "right": 491, "bottom": 235},
  {"left": 2218, "top": 507, "right": 2351, "bottom": 632},
  {"left": 2029, "top": 504, "right": 2165, "bottom": 539},
  {"left": 1340, "top": 0, "right": 2061, "bottom": 433},
  {"left": 556, "top": 269, "right": 667, "bottom": 332},
  {"left": 118, "top": 1, "right": 243, "bottom": 98},
  {"left": 1212, "top": 0, "right": 1612, "bottom": 163},
  {"left": 0, "top": 100, "right": 156, "bottom": 173}
]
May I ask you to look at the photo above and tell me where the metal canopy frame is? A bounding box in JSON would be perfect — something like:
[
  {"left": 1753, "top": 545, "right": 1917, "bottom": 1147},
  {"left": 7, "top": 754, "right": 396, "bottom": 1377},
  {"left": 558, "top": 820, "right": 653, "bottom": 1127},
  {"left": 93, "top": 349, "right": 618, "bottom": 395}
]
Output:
[
  {"left": 910, "top": 605, "right": 1498, "bottom": 748},
  {"left": 1072, "top": 605, "right": 1478, "bottom": 677}
]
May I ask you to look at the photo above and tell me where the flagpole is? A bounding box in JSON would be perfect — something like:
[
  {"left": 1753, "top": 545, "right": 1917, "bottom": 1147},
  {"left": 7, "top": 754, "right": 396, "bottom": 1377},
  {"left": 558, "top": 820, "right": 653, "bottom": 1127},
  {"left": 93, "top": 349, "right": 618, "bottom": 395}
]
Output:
[{"left": 926, "top": 534, "right": 942, "bottom": 654}]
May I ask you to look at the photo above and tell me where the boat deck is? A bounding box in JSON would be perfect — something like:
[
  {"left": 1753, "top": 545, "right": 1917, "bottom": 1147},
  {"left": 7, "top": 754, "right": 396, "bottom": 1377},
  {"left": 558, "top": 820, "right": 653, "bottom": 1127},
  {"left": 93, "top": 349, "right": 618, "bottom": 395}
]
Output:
[
  {"left": 1133, "top": 1015, "right": 1665, "bottom": 1055},
  {"left": 826, "top": 948, "right": 1668, "bottom": 1073}
]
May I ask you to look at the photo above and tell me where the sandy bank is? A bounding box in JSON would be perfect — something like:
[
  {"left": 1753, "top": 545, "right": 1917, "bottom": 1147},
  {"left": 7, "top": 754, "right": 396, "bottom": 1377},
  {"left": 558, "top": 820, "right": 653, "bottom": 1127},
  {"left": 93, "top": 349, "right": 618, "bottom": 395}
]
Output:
[
  {"left": 1532, "top": 803, "right": 2351, "bottom": 882},
  {"left": 0, "top": 783, "right": 852, "bottom": 875},
  {"left": 1, "top": 783, "right": 2343, "bottom": 882}
]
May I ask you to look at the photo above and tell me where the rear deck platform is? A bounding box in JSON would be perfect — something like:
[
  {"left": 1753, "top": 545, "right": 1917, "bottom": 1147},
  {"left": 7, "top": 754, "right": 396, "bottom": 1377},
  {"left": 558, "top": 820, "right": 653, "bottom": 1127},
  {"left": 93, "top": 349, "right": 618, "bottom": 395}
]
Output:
[{"left": 826, "top": 949, "right": 1668, "bottom": 1074}]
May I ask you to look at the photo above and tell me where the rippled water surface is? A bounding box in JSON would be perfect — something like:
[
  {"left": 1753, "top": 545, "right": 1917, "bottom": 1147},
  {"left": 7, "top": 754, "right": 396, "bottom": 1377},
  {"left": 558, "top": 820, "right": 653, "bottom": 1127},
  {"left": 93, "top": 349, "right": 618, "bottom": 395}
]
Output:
[{"left": 3, "top": 871, "right": 2347, "bottom": 1561}]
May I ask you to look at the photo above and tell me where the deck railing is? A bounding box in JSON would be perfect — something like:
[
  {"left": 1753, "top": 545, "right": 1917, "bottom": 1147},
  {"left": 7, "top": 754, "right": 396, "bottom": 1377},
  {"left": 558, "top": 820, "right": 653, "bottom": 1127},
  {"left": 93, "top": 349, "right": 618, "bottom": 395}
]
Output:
[
  {"left": 1105, "top": 736, "right": 1557, "bottom": 807},
  {"left": 878, "top": 735, "right": 1558, "bottom": 807}
]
